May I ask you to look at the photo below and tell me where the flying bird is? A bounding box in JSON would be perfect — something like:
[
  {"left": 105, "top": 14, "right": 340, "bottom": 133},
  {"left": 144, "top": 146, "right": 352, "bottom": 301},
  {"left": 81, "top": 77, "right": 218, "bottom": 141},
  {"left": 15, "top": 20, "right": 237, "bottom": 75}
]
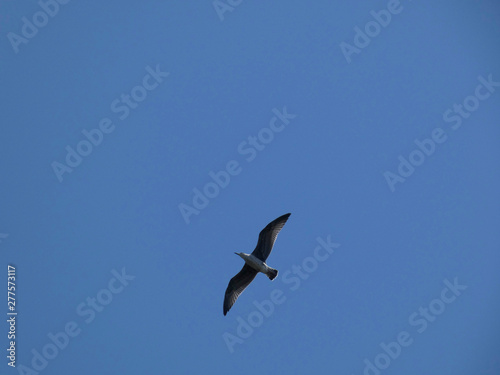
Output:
[{"left": 223, "top": 213, "right": 291, "bottom": 316}]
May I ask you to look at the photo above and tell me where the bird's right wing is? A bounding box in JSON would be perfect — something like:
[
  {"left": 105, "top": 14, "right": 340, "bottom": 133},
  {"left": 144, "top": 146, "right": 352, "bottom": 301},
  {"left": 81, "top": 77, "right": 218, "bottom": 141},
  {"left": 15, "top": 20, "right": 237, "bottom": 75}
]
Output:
[{"left": 223, "top": 264, "right": 258, "bottom": 315}]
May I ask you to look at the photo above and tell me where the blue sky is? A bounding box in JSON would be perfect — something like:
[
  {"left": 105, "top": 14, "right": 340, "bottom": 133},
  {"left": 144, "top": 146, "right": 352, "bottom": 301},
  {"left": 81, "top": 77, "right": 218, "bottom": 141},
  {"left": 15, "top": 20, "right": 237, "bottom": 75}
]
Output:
[{"left": 1, "top": 1, "right": 499, "bottom": 374}]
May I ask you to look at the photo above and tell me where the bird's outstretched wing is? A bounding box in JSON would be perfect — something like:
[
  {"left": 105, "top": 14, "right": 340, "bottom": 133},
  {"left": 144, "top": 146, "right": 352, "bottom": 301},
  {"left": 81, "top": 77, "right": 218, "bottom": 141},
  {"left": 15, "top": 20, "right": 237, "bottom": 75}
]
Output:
[
  {"left": 251, "top": 213, "right": 291, "bottom": 261},
  {"left": 223, "top": 264, "right": 258, "bottom": 316}
]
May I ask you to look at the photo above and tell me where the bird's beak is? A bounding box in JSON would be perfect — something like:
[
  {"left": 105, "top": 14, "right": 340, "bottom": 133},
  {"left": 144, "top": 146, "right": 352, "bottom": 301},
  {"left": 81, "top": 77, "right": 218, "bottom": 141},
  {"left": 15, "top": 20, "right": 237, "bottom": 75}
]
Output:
[{"left": 234, "top": 252, "right": 238, "bottom": 255}]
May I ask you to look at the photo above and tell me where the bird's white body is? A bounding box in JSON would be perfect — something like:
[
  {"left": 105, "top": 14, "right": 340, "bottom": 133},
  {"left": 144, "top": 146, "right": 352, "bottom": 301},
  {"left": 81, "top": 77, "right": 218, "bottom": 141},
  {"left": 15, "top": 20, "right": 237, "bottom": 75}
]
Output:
[{"left": 236, "top": 252, "right": 270, "bottom": 274}]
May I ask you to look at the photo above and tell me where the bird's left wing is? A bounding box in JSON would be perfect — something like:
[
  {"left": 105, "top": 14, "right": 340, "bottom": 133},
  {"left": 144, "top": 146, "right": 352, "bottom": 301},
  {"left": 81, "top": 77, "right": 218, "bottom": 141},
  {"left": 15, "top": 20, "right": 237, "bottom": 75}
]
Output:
[
  {"left": 251, "top": 213, "right": 291, "bottom": 261},
  {"left": 223, "top": 264, "right": 258, "bottom": 315}
]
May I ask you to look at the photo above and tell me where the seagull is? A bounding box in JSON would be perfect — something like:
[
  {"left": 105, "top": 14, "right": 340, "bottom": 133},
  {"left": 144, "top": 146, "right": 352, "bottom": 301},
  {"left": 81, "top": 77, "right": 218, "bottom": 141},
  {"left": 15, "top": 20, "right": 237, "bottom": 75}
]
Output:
[{"left": 223, "top": 213, "right": 291, "bottom": 316}]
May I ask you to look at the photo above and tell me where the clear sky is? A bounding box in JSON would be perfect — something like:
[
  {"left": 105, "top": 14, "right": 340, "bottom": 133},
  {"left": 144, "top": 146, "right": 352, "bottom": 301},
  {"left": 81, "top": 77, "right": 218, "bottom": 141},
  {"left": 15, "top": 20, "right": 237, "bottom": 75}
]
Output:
[{"left": 1, "top": 1, "right": 499, "bottom": 374}]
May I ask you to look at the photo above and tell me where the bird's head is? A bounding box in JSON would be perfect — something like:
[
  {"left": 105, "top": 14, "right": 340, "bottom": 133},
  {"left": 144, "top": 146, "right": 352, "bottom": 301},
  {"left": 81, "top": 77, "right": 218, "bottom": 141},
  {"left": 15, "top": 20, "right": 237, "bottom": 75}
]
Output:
[{"left": 234, "top": 252, "right": 244, "bottom": 259}]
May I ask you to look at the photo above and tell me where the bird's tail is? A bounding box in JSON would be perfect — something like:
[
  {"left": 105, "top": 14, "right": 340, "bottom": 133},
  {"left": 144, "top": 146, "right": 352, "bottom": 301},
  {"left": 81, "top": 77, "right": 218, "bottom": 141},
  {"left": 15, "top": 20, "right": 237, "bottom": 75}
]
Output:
[{"left": 266, "top": 268, "right": 278, "bottom": 281}]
